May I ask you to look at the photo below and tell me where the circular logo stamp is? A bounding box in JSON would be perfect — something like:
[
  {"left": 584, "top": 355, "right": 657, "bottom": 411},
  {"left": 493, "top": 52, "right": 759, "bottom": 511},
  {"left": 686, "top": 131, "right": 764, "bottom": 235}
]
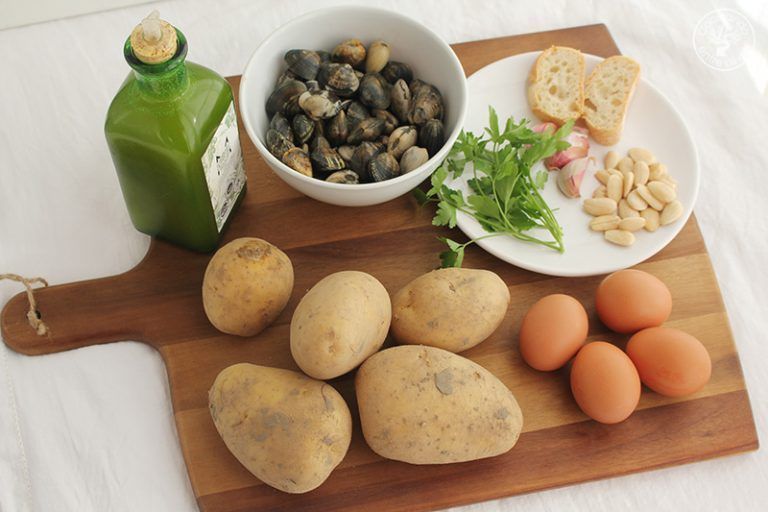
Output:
[{"left": 694, "top": 9, "right": 755, "bottom": 70}]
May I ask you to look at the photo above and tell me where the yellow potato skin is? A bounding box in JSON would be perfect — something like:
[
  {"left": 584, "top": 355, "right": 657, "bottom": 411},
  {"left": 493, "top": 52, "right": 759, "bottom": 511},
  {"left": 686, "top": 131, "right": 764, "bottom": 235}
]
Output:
[
  {"left": 355, "top": 345, "right": 523, "bottom": 464},
  {"left": 290, "top": 271, "right": 391, "bottom": 379},
  {"left": 208, "top": 363, "right": 352, "bottom": 494},
  {"left": 202, "top": 238, "right": 293, "bottom": 336},
  {"left": 391, "top": 268, "right": 510, "bottom": 352}
]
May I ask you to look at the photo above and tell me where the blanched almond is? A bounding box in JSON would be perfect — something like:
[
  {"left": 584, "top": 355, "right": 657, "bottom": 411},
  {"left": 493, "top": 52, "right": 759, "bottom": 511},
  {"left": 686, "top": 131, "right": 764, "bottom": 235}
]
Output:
[
  {"left": 621, "top": 170, "right": 634, "bottom": 197},
  {"left": 633, "top": 161, "right": 650, "bottom": 186},
  {"left": 590, "top": 214, "right": 621, "bottom": 231},
  {"left": 618, "top": 217, "right": 646, "bottom": 232},
  {"left": 583, "top": 198, "right": 617, "bottom": 216},
  {"left": 640, "top": 208, "right": 660, "bottom": 232},
  {"left": 618, "top": 157, "right": 634, "bottom": 173},
  {"left": 660, "top": 175, "right": 678, "bottom": 189},
  {"left": 647, "top": 180, "right": 676, "bottom": 203},
  {"left": 618, "top": 199, "right": 640, "bottom": 218},
  {"left": 607, "top": 174, "right": 622, "bottom": 202},
  {"left": 629, "top": 147, "right": 655, "bottom": 164},
  {"left": 605, "top": 229, "right": 635, "bottom": 246},
  {"left": 595, "top": 169, "right": 611, "bottom": 185},
  {"left": 660, "top": 200, "right": 683, "bottom": 225},
  {"left": 636, "top": 184, "right": 664, "bottom": 210},
  {"left": 604, "top": 151, "right": 620, "bottom": 170},
  {"left": 627, "top": 189, "right": 648, "bottom": 210},
  {"left": 649, "top": 162, "right": 667, "bottom": 181},
  {"left": 593, "top": 185, "right": 607, "bottom": 198}
]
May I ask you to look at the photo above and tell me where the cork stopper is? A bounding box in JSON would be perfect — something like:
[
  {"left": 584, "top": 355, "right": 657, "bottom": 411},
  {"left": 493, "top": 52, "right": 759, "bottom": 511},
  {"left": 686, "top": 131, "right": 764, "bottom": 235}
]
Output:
[{"left": 129, "top": 11, "right": 178, "bottom": 65}]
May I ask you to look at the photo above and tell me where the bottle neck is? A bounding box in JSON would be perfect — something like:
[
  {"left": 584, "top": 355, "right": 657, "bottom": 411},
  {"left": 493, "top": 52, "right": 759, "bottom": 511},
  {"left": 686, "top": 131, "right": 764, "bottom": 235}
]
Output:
[
  {"left": 132, "top": 63, "right": 189, "bottom": 97},
  {"left": 124, "top": 28, "right": 189, "bottom": 99}
]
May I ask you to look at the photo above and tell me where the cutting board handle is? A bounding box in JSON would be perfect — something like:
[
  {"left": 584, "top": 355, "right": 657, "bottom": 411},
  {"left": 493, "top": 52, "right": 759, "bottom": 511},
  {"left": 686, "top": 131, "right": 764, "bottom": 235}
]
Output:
[{"left": 1, "top": 271, "right": 150, "bottom": 355}]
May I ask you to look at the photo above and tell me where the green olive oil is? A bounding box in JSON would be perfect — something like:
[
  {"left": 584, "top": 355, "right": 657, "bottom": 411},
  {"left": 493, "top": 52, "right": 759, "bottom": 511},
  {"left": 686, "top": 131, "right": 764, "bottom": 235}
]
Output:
[{"left": 105, "top": 12, "right": 246, "bottom": 252}]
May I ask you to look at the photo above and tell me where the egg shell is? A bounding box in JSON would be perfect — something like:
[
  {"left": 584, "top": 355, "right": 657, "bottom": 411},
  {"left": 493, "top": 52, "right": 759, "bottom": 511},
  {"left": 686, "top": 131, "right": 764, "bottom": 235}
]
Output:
[
  {"left": 626, "top": 327, "right": 712, "bottom": 397},
  {"left": 595, "top": 269, "right": 672, "bottom": 334},
  {"left": 570, "top": 341, "right": 641, "bottom": 424},
  {"left": 519, "top": 294, "right": 588, "bottom": 371}
]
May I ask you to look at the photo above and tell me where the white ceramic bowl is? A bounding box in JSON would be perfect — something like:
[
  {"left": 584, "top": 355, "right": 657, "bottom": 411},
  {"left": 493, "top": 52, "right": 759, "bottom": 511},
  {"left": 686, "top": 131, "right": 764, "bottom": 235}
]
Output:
[{"left": 239, "top": 6, "right": 468, "bottom": 206}]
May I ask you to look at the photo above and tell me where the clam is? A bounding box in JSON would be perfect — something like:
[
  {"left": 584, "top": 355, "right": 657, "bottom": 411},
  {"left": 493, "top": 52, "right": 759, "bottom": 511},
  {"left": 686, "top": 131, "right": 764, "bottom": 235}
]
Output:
[
  {"left": 372, "top": 109, "right": 398, "bottom": 134},
  {"left": 275, "top": 69, "right": 298, "bottom": 87},
  {"left": 409, "top": 82, "right": 444, "bottom": 125},
  {"left": 283, "top": 94, "right": 303, "bottom": 117},
  {"left": 419, "top": 119, "right": 445, "bottom": 157},
  {"left": 409, "top": 79, "right": 429, "bottom": 96},
  {"left": 326, "top": 110, "right": 349, "bottom": 146},
  {"left": 291, "top": 114, "right": 314, "bottom": 145},
  {"left": 378, "top": 135, "right": 389, "bottom": 146},
  {"left": 343, "top": 100, "right": 369, "bottom": 129},
  {"left": 281, "top": 147, "right": 312, "bottom": 177},
  {"left": 368, "top": 151, "right": 400, "bottom": 182},
  {"left": 365, "top": 40, "right": 390, "bottom": 73},
  {"left": 298, "top": 90, "right": 341, "bottom": 120},
  {"left": 269, "top": 112, "right": 293, "bottom": 141},
  {"left": 326, "top": 170, "right": 359, "bottom": 184},
  {"left": 381, "top": 61, "right": 413, "bottom": 84},
  {"left": 390, "top": 79, "right": 411, "bottom": 123},
  {"left": 305, "top": 80, "right": 321, "bottom": 92},
  {"left": 319, "top": 63, "right": 359, "bottom": 97},
  {"left": 350, "top": 141, "right": 384, "bottom": 180},
  {"left": 387, "top": 125, "right": 417, "bottom": 159},
  {"left": 332, "top": 39, "right": 366, "bottom": 68},
  {"left": 359, "top": 73, "right": 391, "bottom": 110},
  {"left": 310, "top": 136, "right": 345, "bottom": 173},
  {"left": 347, "top": 117, "right": 385, "bottom": 145},
  {"left": 317, "top": 50, "right": 331, "bottom": 63},
  {"left": 265, "top": 79, "right": 307, "bottom": 117},
  {"left": 266, "top": 128, "right": 295, "bottom": 159},
  {"left": 337, "top": 144, "right": 355, "bottom": 164},
  {"left": 400, "top": 146, "right": 429, "bottom": 173},
  {"left": 284, "top": 49, "right": 321, "bottom": 81}
]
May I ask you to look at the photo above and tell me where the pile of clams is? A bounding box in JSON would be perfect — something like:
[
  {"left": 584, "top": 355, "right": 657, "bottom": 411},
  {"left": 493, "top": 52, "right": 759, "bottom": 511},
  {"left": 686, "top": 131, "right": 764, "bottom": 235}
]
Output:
[{"left": 264, "top": 39, "right": 446, "bottom": 184}]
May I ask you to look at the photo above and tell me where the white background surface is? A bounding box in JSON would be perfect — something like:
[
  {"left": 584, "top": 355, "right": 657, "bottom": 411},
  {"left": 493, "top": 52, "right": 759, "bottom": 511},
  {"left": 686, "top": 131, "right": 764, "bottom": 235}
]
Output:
[{"left": 0, "top": 1, "right": 766, "bottom": 511}]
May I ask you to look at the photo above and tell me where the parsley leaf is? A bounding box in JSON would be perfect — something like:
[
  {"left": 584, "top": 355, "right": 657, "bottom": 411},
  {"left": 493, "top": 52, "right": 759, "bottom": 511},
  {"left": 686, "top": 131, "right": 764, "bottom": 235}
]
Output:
[{"left": 417, "top": 107, "right": 570, "bottom": 267}]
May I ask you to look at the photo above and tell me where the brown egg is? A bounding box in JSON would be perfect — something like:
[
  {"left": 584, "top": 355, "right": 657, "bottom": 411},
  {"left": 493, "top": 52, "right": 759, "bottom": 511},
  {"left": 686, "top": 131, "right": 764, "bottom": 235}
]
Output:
[
  {"left": 570, "top": 341, "right": 641, "bottom": 424},
  {"left": 519, "top": 294, "right": 588, "bottom": 371},
  {"left": 595, "top": 269, "right": 672, "bottom": 334},
  {"left": 627, "top": 327, "right": 711, "bottom": 397}
]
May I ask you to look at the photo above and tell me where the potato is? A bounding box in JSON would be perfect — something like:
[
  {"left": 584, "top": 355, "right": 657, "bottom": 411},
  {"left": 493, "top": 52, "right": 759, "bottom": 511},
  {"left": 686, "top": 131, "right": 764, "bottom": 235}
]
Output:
[
  {"left": 202, "top": 238, "right": 293, "bottom": 336},
  {"left": 208, "top": 363, "right": 351, "bottom": 494},
  {"left": 290, "top": 271, "right": 391, "bottom": 379},
  {"left": 355, "top": 345, "right": 523, "bottom": 464},
  {"left": 391, "top": 268, "right": 510, "bottom": 352}
]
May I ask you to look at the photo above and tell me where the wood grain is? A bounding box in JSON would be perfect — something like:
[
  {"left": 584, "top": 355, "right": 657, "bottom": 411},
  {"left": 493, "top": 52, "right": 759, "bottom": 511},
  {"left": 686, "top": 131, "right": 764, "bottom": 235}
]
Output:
[{"left": 1, "top": 24, "right": 758, "bottom": 512}]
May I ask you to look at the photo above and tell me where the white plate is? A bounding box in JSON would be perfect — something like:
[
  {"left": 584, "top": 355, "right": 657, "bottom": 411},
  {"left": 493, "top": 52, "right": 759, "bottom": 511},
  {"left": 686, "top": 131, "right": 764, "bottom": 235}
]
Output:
[{"left": 452, "top": 52, "right": 699, "bottom": 277}]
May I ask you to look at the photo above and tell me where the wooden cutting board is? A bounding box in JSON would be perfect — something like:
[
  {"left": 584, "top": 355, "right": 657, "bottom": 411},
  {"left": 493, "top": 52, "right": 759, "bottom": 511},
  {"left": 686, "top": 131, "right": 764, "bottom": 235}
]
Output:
[{"left": 1, "top": 24, "right": 758, "bottom": 512}]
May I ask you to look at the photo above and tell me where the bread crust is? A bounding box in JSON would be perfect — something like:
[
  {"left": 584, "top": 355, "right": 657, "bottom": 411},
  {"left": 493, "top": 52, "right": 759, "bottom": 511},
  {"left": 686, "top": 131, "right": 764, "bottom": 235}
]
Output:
[
  {"left": 527, "top": 46, "right": 585, "bottom": 125},
  {"left": 583, "top": 56, "right": 641, "bottom": 145}
]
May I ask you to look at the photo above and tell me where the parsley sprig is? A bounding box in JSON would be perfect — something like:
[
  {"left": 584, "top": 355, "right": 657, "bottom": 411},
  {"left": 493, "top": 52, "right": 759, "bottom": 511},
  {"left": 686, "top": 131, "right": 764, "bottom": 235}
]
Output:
[{"left": 414, "top": 107, "right": 573, "bottom": 268}]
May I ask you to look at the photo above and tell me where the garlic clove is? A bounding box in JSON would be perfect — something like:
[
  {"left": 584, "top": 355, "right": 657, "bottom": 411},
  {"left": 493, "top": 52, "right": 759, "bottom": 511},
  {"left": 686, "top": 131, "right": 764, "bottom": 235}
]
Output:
[
  {"left": 545, "top": 126, "right": 590, "bottom": 171},
  {"left": 532, "top": 122, "right": 558, "bottom": 134},
  {"left": 557, "top": 156, "right": 594, "bottom": 198}
]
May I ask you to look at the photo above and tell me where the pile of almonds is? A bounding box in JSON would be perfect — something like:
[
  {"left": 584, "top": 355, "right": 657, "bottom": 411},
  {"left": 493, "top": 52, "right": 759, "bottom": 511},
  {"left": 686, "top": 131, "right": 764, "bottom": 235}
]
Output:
[{"left": 582, "top": 148, "right": 682, "bottom": 247}]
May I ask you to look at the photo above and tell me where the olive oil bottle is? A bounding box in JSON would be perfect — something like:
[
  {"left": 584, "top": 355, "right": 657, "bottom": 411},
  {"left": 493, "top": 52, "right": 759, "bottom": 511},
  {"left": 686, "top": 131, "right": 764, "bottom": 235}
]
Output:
[{"left": 105, "top": 11, "right": 246, "bottom": 252}]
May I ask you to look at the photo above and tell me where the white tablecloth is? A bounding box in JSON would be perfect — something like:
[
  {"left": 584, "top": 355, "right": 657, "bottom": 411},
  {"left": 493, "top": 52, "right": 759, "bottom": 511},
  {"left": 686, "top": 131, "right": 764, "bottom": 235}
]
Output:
[{"left": 1, "top": 1, "right": 766, "bottom": 510}]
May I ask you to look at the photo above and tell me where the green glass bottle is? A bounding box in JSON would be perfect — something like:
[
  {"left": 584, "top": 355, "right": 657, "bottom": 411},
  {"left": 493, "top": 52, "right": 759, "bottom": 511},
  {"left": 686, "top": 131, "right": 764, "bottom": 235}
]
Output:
[{"left": 105, "top": 11, "right": 246, "bottom": 252}]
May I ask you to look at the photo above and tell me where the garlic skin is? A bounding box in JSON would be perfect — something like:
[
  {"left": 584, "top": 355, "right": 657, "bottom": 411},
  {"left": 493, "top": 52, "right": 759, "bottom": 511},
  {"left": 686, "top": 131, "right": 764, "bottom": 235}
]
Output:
[
  {"left": 545, "top": 126, "right": 590, "bottom": 170},
  {"left": 532, "top": 122, "right": 558, "bottom": 134},
  {"left": 557, "top": 156, "right": 594, "bottom": 198}
]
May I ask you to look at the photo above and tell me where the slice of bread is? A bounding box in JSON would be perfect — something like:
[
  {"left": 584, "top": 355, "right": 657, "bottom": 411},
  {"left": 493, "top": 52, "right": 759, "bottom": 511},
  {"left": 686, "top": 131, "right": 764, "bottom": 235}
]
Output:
[
  {"left": 527, "top": 46, "right": 585, "bottom": 125},
  {"left": 583, "top": 56, "right": 641, "bottom": 145}
]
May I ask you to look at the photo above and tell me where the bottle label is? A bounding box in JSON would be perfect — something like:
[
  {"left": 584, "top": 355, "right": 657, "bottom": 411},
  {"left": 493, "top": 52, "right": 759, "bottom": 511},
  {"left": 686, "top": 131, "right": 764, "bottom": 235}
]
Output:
[{"left": 201, "top": 101, "right": 246, "bottom": 232}]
